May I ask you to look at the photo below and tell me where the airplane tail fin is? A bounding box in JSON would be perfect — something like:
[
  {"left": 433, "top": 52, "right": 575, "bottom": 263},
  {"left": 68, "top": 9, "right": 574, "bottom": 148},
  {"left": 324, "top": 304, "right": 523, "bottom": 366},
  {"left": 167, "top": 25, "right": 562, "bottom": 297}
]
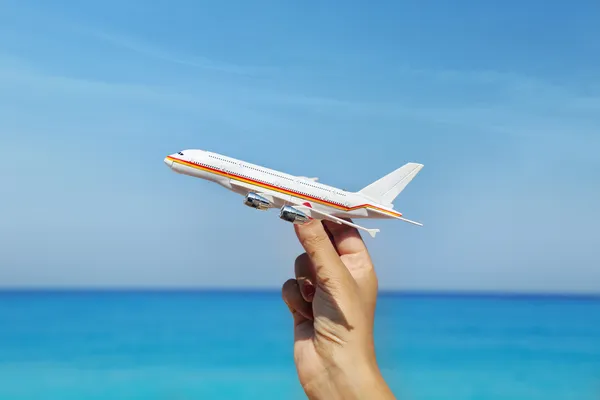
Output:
[{"left": 358, "top": 163, "right": 424, "bottom": 206}]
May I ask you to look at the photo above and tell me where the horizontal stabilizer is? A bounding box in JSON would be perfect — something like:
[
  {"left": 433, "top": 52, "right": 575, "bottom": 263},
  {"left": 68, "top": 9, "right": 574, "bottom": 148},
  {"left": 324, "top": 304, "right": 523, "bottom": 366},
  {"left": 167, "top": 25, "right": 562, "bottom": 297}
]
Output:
[{"left": 358, "top": 163, "right": 423, "bottom": 205}]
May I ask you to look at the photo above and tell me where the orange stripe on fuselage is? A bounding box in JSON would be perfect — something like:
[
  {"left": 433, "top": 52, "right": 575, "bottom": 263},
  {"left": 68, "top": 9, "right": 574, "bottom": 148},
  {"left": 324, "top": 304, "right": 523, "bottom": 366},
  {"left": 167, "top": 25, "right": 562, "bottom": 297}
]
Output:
[{"left": 166, "top": 156, "right": 402, "bottom": 217}]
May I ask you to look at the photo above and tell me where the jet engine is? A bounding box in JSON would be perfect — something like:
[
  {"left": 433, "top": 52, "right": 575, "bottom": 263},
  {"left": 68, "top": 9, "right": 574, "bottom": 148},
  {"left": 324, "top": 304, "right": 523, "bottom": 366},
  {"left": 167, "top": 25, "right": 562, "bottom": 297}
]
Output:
[
  {"left": 279, "top": 205, "right": 310, "bottom": 225},
  {"left": 244, "top": 192, "right": 270, "bottom": 210}
]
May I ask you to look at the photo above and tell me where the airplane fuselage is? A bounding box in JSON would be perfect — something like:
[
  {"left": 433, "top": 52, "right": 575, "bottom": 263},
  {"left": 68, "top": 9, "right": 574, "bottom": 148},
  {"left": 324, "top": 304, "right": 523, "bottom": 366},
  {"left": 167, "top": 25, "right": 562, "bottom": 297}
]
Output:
[{"left": 164, "top": 149, "right": 402, "bottom": 221}]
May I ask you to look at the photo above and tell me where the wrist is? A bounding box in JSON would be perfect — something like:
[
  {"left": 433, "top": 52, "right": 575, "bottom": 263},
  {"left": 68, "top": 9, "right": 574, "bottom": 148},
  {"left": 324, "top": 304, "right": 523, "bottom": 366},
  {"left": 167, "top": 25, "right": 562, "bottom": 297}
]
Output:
[{"left": 303, "top": 358, "right": 395, "bottom": 400}]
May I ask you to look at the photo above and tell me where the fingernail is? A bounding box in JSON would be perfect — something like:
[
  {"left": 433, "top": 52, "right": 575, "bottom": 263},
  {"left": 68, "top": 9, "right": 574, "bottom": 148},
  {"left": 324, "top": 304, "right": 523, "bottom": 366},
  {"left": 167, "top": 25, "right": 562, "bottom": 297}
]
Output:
[{"left": 302, "top": 282, "right": 315, "bottom": 301}]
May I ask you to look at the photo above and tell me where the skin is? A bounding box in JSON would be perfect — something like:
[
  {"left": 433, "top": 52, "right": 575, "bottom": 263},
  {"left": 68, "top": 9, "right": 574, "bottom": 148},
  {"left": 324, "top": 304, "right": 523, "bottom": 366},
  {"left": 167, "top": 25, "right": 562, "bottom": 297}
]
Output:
[{"left": 281, "top": 219, "right": 396, "bottom": 400}]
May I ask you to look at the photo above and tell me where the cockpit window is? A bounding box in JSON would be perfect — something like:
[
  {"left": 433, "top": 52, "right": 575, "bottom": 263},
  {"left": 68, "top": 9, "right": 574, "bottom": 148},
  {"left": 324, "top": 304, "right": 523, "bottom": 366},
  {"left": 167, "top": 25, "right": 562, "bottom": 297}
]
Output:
[{"left": 177, "top": 152, "right": 184, "bottom": 156}]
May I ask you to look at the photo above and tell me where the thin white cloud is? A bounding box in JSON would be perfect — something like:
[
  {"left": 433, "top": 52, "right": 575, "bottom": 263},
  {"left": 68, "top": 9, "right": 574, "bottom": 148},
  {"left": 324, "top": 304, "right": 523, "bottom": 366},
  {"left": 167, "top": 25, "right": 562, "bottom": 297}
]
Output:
[
  {"left": 0, "top": 54, "right": 295, "bottom": 137},
  {"left": 86, "top": 30, "right": 279, "bottom": 77},
  {"left": 2, "top": 49, "right": 598, "bottom": 157},
  {"left": 3, "top": 0, "right": 599, "bottom": 131},
  {"left": 1, "top": 1, "right": 279, "bottom": 77}
]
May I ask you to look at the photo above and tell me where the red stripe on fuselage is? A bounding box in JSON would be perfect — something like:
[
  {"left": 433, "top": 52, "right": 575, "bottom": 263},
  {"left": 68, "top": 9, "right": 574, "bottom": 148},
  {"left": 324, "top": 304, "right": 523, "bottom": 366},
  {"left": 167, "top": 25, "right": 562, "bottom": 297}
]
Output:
[{"left": 166, "top": 156, "right": 401, "bottom": 217}]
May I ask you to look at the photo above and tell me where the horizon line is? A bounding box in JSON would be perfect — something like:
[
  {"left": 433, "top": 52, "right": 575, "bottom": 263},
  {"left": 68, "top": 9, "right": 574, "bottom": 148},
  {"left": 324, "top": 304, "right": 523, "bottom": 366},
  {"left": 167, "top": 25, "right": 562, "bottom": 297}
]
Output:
[{"left": 0, "top": 287, "right": 598, "bottom": 300}]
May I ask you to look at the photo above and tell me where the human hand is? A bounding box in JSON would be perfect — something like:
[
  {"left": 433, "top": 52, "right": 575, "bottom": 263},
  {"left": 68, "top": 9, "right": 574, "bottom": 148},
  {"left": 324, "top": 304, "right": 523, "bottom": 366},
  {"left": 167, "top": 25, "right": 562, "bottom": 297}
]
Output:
[{"left": 282, "top": 219, "right": 395, "bottom": 400}]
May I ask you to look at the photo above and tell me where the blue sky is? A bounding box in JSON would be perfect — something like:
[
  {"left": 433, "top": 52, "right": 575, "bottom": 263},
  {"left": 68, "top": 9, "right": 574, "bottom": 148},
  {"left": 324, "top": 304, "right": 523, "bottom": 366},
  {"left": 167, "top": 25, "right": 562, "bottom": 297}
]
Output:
[{"left": 1, "top": 0, "right": 599, "bottom": 293}]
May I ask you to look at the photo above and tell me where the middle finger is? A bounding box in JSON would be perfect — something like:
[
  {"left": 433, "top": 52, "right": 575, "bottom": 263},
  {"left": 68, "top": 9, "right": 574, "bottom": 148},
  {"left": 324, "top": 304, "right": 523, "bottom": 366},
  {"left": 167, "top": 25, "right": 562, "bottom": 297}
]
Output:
[{"left": 294, "top": 253, "right": 317, "bottom": 302}]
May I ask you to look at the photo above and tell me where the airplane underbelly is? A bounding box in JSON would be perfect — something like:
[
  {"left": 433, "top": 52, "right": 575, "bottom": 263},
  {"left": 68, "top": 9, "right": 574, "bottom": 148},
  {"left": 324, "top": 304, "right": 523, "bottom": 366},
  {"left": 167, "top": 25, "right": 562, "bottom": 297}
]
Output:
[
  {"left": 274, "top": 191, "right": 292, "bottom": 207},
  {"left": 197, "top": 169, "right": 217, "bottom": 181},
  {"left": 173, "top": 162, "right": 216, "bottom": 182}
]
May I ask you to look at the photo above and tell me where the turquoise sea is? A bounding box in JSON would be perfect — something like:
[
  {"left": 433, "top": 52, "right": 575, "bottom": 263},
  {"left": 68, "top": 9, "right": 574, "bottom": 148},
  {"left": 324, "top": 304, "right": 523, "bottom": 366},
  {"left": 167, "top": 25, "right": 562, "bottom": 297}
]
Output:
[{"left": 0, "top": 291, "right": 599, "bottom": 400}]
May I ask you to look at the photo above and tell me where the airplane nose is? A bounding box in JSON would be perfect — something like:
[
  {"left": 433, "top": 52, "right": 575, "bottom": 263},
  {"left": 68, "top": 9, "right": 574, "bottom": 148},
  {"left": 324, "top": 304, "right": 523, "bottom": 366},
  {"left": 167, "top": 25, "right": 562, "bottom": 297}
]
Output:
[{"left": 164, "top": 157, "right": 173, "bottom": 168}]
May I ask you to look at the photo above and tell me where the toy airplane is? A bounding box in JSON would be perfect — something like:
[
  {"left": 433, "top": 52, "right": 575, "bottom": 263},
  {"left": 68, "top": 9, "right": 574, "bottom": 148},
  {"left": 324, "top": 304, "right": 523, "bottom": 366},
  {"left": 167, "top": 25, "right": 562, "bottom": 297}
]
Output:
[{"left": 164, "top": 149, "right": 423, "bottom": 237}]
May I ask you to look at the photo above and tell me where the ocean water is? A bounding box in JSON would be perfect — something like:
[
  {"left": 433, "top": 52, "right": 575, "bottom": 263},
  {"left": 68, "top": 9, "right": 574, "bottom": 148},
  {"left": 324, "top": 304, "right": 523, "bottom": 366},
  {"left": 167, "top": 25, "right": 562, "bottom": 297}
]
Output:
[{"left": 0, "top": 291, "right": 599, "bottom": 400}]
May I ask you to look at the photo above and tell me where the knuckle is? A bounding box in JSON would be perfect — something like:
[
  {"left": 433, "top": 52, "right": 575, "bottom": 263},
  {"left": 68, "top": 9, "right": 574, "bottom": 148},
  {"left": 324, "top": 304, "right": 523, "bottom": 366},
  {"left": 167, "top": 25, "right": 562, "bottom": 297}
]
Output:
[
  {"left": 294, "top": 253, "right": 309, "bottom": 269},
  {"left": 299, "top": 228, "right": 329, "bottom": 250},
  {"left": 281, "top": 278, "right": 297, "bottom": 296},
  {"left": 314, "top": 267, "right": 340, "bottom": 291},
  {"left": 303, "top": 236, "right": 328, "bottom": 253}
]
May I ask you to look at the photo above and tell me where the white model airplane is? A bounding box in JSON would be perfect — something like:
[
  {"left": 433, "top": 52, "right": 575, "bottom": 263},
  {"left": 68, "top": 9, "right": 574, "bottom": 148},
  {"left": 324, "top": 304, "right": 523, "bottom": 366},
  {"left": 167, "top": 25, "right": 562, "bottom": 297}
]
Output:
[{"left": 164, "top": 149, "right": 423, "bottom": 237}]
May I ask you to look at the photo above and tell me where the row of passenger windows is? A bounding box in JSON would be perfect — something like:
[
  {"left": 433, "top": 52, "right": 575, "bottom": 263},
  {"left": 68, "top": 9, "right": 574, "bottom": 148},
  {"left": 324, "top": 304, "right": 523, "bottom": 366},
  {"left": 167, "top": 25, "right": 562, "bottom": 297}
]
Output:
[
  {"left": 191, "top": 157, "right": 347, "bottom": 206},
  {"left": 191, "top": 160, "right": 211, "bottom": 169},
  {"left": 226, "top": 169, "right": 346, "bottom": 206},
  {"left": 298, "top": 181, "right": 346, "bottom": 196},
  {"left": 299, "top": 181, "right": 329, "bottom": 192},
  {"left": 209, "top": 154, "right": 237, "bottom": 164},
  {"left": 212, "top": 158, "right": 343, "bottom": 197},
  {"left": 242, "top": 164, "right": 294, "bottom": 182},
  {"left": 242, "top": 165, "right": 338, "bottom": 195}
]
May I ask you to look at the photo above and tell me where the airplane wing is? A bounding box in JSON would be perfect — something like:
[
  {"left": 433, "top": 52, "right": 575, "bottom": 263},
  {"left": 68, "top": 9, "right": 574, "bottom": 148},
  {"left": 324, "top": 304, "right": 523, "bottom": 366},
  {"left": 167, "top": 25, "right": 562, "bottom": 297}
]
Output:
[
  {"left": 228, "top": 179, "right": 378, "bottom": 237},
  {"left": 297, "top": 176, "right": 319, "bottom": 181},
  {"left": 395, "top": 217, "right": 423, "bottom": 226},
  {"left": 294, "top": 205, "right": 380, "bottom": 238}
]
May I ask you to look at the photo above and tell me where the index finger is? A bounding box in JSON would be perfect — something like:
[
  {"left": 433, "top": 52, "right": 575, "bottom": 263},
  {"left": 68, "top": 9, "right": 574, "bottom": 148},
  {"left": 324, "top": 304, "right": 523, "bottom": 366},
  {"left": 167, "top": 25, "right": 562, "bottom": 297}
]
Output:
[
  {"left": 294, "top": 220, "right": 353, "bottom": 291},
  {"left": 322, "top": 220, "right": 378, "bottom": 326},
  {"left": 322, "top": 219, "right": 369, "bottom": 257}
]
